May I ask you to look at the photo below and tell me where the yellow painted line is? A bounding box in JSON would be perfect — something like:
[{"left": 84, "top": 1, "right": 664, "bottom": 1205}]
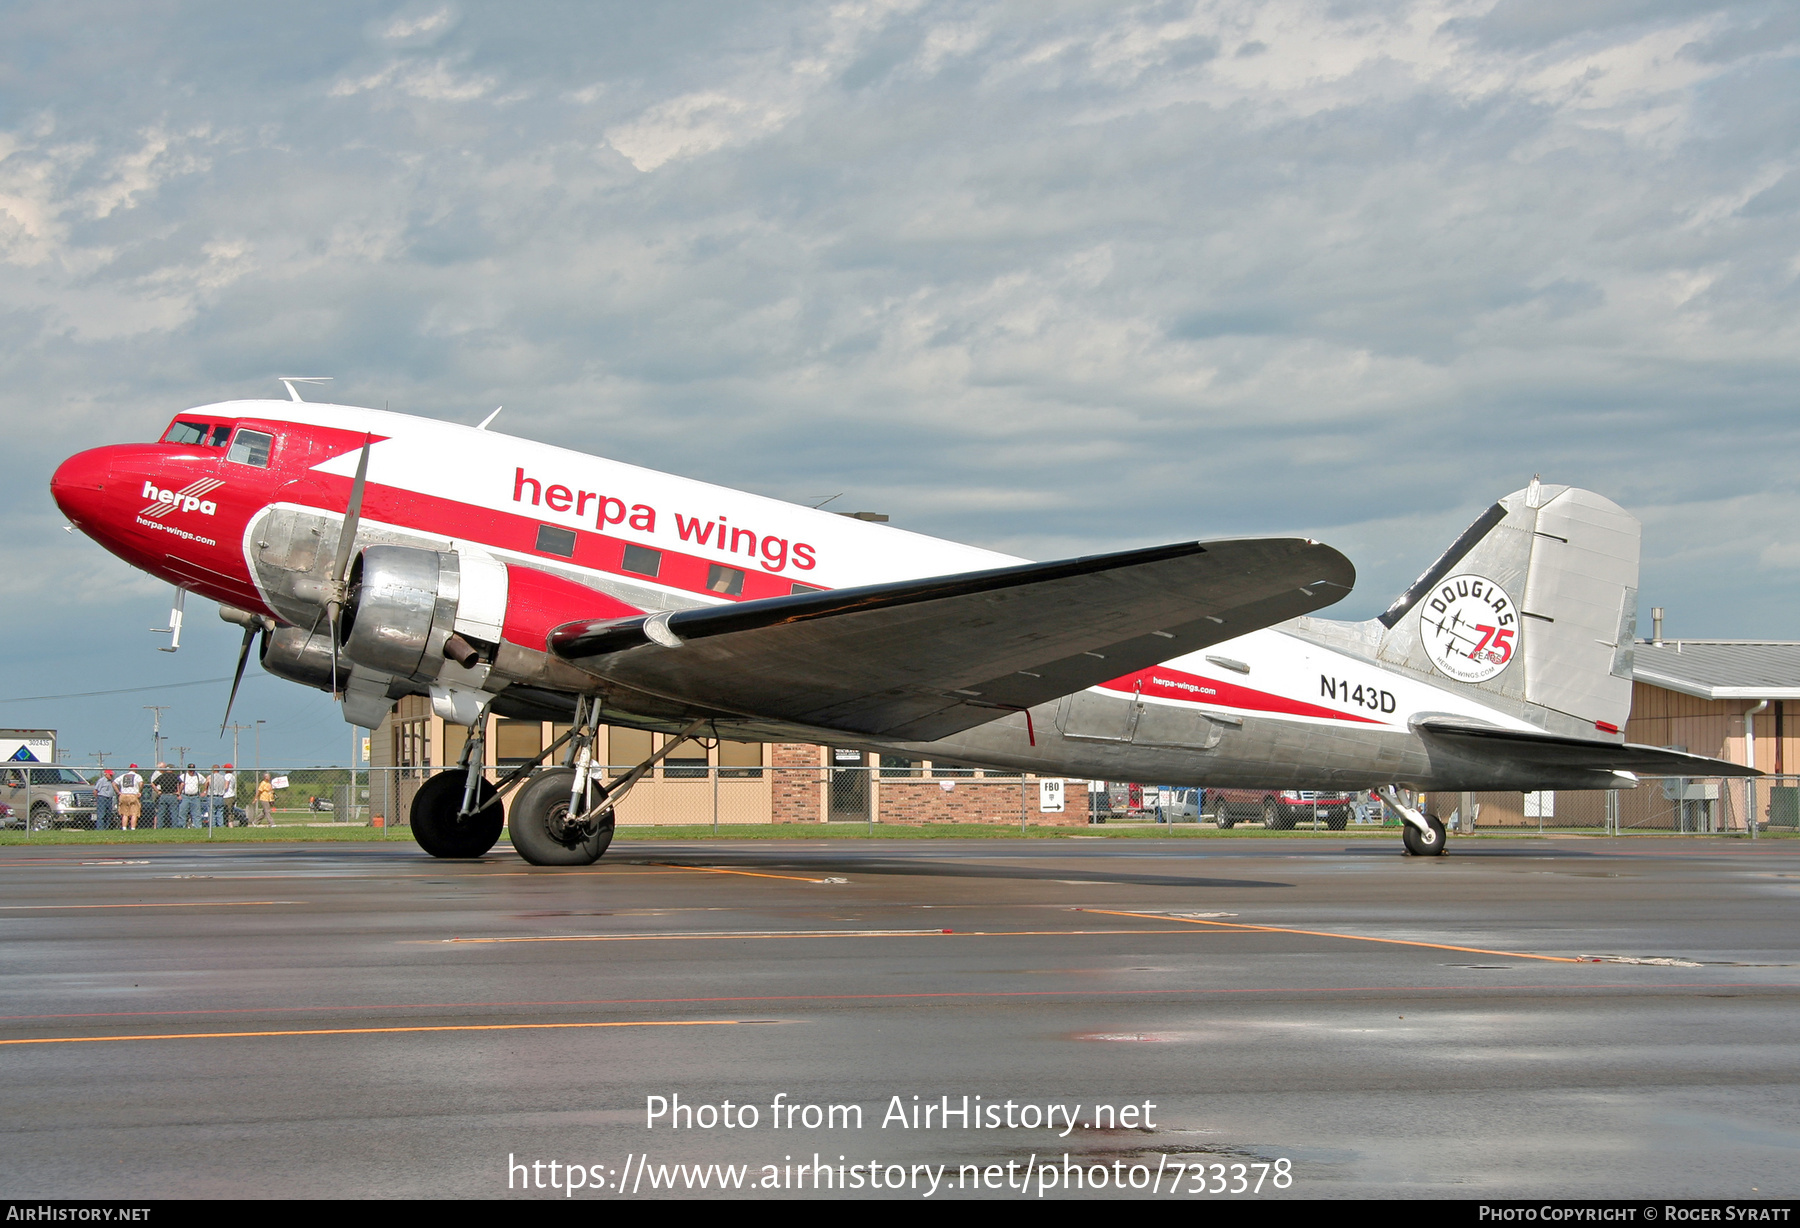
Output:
[
  {"left": 436, "top": 927, "right": 1211, "bottom": 945},
  {"left": 653, "top": 863, "right": 837, "bottom": 883},
  {"left": 0, "top": 900, "right": 303, "bottom": 910},
  {"left": 1081, "top": 908, "right": 1583, "bottom": 964},
  {"left": 0, "top": 1018, "right": 766, "bottom": 1047}
]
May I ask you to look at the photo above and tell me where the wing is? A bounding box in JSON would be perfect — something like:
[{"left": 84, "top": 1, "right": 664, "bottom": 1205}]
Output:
[
  {"left": 549, "top": 537, "right": 1353, "bottom": 740},
  {"left": 1415, "top": 717, "right": 1759, "bottom": 778}
]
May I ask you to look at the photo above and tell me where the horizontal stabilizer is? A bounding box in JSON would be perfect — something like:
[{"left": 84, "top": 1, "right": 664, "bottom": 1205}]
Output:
[
  {"left": 550, "top": 537, "right": 1354, "bottom": 740},
  {"left": 1415, "top": 717, "right": 1758, "bottom": 778}
]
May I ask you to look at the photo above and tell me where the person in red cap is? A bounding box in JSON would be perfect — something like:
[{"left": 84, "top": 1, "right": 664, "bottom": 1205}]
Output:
[{"left": 116, "top": 765, "right": 143, "bottom": 829}]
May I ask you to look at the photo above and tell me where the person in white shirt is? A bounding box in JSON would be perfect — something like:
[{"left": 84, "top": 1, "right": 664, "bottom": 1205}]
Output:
[
  {"left": 116, "top": 766, "right": 143, "bottom": 830},
  {"left": 180, "top": 765, "right": 205, "bottom": 829}
]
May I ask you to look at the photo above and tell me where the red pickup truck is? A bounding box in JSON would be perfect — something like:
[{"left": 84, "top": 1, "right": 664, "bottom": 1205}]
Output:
[{"left": 1206, "top": 788, "right": 1355, "bottom": 831}]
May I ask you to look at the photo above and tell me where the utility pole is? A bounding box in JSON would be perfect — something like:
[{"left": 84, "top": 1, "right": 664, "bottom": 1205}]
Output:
[
  {"left": 225, "top": 723, "right": 253, "bottom": 768},
  {"left": 172, "top": 745, "right": 190, "bottom": 767},
  {"left": 144, "top": 706, "right": 169, "bottom": 766},
  {"left": 255, "top": 720, "right": 266, "bottom": 775},
  {"left": 92, "top": 751, "right": 111, "bottom": 770}
]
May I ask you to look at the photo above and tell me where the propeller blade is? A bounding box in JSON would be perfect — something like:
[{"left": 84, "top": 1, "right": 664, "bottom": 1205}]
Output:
[
  {"left": 220, "top": 622, "right": 259, "bottom": 735},
  {"left": 327, "top": 604, "right": 342, "bottom": 698},
  {"left": 331, "top": 434, "right": 373, "bottom": 585}
]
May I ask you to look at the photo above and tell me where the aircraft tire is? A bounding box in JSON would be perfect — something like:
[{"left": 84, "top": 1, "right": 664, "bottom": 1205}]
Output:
[
  {"left": 1262, "top": 799, "right": 1293, "bottom": 831},
  {"left": 508, "top": 768, "right": 613, "bottom": 867},
  {"left": 1402, "top": 814, "right": 1447, "bottom": 856},
  {"left": 1209, "top": 796, "right": 1236, "bottom": 830},
  {"left": 410, "top": 771, "right": 503, "bottom": 859}
]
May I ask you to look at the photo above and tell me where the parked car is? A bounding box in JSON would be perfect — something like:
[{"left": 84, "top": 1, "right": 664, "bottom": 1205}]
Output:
[
  {"left": 1206, "top": 788, "right": 1354, "bottom": 831},
  {"left": 0, "top": 766, "right": 97, "bottom": 829},
  {"left": 1152, "top": 787, "right": 1205, "bottom": 823}
]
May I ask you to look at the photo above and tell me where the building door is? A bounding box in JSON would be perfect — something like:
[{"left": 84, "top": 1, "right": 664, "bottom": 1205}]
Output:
[{"left": 828, "top": 748, "right": 869, "bottom": 821}]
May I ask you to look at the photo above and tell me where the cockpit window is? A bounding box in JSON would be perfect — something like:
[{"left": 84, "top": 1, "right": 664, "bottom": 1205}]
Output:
[
  {"left": 226, "top": 428, "right": 274, "bottom": 467},
  {"left": 163, "top": 421, "right": 210, "bottom": 445},
  {"left": 208, "top": 424, "right": 231, "bottom": 447}
]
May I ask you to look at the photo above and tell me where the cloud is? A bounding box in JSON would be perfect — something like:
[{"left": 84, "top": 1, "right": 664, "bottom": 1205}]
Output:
[{"left": 1, "top": 0, "right": 1798, "bottom": 761}]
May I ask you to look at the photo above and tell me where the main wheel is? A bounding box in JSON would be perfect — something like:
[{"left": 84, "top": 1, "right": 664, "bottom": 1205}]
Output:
[
  {"left": 410, "top": 771, "right": 504, "bottom": 859},
  {"left": 1262, "top": 798, "right": 1294, "bottom": 831},
  {"left": 1209, "top": 795, "right": 1236, "bottom": 830},
  {"left": 507, "top": 768, "right": 613, "bottom": 867},
  {"left": 1402, "top": 814, "right": 1447, "bottom": 856}
]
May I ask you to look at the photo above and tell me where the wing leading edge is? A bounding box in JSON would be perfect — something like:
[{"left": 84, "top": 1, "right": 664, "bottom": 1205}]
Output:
[{"left": 548, "top": 537, "right": 1354, "bottom": 740}]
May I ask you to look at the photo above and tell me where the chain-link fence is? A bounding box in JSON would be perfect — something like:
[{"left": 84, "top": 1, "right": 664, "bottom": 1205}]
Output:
[{"left": 7, "top": 764, "right": 1794, "bottom": 837}]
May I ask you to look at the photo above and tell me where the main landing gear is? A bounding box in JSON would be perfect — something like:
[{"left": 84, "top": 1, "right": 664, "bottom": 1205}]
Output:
[
  {"left": 409, "top": 694, "right": 708, "bottom": 867},
  {"left": 1380, "top": 785, "right": 1446, "bottom": 857}
]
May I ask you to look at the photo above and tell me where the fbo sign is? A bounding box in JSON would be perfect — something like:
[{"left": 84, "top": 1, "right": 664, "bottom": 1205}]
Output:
[{"left": 1038, "top": 778, "right": 1065, "bottom": 813}]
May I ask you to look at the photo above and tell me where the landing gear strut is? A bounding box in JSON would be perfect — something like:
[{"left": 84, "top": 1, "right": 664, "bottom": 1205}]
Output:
[{"left": 1381, "top": 785, "right": 1446, "bottom": 857}]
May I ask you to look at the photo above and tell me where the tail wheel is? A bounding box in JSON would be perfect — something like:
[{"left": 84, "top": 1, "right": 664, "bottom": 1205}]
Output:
[
  {"left": 1402, "top": 814, "right": 1447, "bottom": 856},
  {"left": 1209, "top": 795, "right": 1236, "bottom": 830},
  {"left": 410, "top": 771, "right": 503, "bottom": 859},
  {"left": 1262, "top": 798, "right": 1293, "bottom": 831},
  {"left": 508, "top": 768, "right": 613, "bottom": 867}
]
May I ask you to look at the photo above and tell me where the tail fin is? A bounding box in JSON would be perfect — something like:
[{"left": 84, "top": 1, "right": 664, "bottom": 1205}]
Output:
[{"left": 1376, "top": 480, "right": 1640, "bottom": 733}]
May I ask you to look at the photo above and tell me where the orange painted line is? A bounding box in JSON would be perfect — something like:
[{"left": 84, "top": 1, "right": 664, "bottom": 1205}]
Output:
[
  {"left": 0, "top": 900, "right": 303, "bottom": 910},
  {"left": 1081, "top": 908, "right": 1583, "bottom": 963},
  {"left": 0, "top": 1018, "right": 765, "bottom": 1047},
  {"left": 435, "top": 927, "right": 1211, "bottom": 945},
  {"left": 652, "top": 863, "right": 836, "bottom": 883}
]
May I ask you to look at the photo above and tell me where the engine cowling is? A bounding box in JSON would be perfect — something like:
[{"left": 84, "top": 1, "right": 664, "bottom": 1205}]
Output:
[
  {"left": 261, "top": 624, "right": 339, "bottom": 693},
  {"left": 339, "top": 545, "right": 465, "bottom": 683}
]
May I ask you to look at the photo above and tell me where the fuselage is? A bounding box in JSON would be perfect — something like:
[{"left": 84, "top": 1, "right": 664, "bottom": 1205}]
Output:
[{"left": 52, "top": 400, "right": 1599, "bottom": 792}]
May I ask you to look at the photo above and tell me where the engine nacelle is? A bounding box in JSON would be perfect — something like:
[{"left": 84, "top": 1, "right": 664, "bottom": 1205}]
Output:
[
  {"left": 261, "top": 624, "right": 339, "bottom": 694},
  {"left": 339, "top": 545, "right": 467, "bottom": 683}
]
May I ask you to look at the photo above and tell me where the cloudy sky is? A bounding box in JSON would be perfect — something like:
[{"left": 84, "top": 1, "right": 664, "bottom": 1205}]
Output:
[{"left": 4, "top": 0, "right": 1796, "bottom": 765}]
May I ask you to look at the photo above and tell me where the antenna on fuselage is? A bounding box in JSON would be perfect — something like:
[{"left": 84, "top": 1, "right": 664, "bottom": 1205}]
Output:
[
  {"left": 277, "top": 376, "right": 332, "bottom": 402},
  {"left": 475, "top": 406, "right": 503, "bottom": 430}
]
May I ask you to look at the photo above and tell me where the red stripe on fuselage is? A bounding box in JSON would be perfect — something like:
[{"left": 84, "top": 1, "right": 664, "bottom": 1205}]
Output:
[
  {"left": 1099, "top": 667, "right": 1384, "bottom": 725},
  {"left": 287, "top": 477, "right": 806, "bottom": 606}
]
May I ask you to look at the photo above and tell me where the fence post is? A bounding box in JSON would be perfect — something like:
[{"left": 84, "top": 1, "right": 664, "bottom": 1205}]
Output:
[{"left": 712, "top": 763, "right": 719, "bottom": 836}]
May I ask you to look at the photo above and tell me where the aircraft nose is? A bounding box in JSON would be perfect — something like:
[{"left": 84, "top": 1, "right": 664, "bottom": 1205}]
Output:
[{"left": 51, "top": 448, "right": 112, "bottom": 529}]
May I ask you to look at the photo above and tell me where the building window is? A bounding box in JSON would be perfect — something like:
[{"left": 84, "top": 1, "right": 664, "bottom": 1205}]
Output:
[
  {"left": 664, "top": 736, "right": 708, "bottom": 779},
  {"left": 718, "top": 740, "right": 764, "bottom": 779},
  {"left": 608, "top": 726, "right": 652, "bottom": 770},
  {"left": 536, "top": 524, "right": 577, "bottom": 558},
  {"left": 706, "top": 564, "right": 744, "bottom": 596},
  {"left": 930, "top": 761, "right": 976, "bottom": 777},
  {"left": 880, "top": 755, "right": 921, "bottom": 777},
  {"left": 622, "top": 544, "right": 662, "bottom": 577},
  {"left": 226, "top": 429, "right": 274, "bottom": 467},
  {"left": 494, "top": 719, "right": 543, "bottom": 765},
  {"left": 441, "top": 723, "right": 470, "bottom": 767}
]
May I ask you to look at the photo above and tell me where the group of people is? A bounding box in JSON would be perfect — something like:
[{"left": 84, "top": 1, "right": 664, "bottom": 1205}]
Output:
[{"left": 90, "top": 764, "right": 278, "bottom": 830}]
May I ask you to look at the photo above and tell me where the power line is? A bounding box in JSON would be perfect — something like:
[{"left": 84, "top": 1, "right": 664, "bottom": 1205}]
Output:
[{"left": 0, "top": 677, "right": 235, "bottom": 704}]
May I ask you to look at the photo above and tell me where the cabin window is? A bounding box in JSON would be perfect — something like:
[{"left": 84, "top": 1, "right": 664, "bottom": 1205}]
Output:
[
  {"left": 791, "top": 582, "right": 824, "bottom": 595},
  {"left": 706, "top": 564, "right": 744, "bottom": 596},
  {"left": 535, "top": 525, "right": 577, "bottom": 558},
  {"left": 621, "top": 544, "right": 662, "bottom": 578},
  {"left": 162, "top": 421, "right": 209, "bottom": 445},
  {"left": 226, "top": 429, "right": 274, "bottom": 467}
]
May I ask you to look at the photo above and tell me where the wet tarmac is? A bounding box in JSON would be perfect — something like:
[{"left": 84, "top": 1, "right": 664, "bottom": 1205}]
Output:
[{"left": 2, "top": 836, "right": 1796, "bottom": 1199}]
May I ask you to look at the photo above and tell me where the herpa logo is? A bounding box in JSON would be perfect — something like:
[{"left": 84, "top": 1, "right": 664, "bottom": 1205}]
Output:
[
  {"left": 1421, "top": 573, "right": 1517, "bottom": 684},
  {"left": 139, "top": 477, "right": 223, "bottom": 520}
]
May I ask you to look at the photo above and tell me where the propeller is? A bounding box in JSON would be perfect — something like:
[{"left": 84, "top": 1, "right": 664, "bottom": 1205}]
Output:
[
  {"left": 324, "top": 435, "right": 373, "bottom": 696},
  {"left": 220, "top": 617, "right": 271, "bottom": 735}
]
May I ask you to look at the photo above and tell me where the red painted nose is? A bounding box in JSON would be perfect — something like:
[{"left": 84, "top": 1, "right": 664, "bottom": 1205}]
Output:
[{"left": 51, "top": 448, "right": 112, "bottom": 531}]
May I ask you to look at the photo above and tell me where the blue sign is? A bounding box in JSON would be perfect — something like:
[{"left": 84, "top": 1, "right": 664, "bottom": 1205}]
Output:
[{"left": 9, "top": 746, "right": 41, "bottom": 762}]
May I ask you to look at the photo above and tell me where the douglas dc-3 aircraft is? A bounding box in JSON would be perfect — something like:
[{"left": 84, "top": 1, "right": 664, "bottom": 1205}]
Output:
[{"left": 51, "top": 384, "right": 1750, "bottom": 865}]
